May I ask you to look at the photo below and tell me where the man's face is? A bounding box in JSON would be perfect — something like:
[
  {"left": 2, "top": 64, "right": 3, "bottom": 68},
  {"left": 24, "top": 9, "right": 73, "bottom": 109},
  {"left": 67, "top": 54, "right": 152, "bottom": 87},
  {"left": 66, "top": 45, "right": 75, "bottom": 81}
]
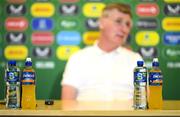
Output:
[{"left": 99, "top": 9, "right": 132, "bottom": 46}]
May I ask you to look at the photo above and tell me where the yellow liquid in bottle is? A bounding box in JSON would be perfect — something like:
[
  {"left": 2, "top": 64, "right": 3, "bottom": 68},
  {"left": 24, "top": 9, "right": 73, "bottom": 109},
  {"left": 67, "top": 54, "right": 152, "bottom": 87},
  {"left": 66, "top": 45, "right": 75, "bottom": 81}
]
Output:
[
  {"left": 21, "top": 85, "right": 36, "bottom": 109},
  {"left": 148, "top": 86, "right": 163, "bottom": 109},
  {"left": 148, "top": 69, "right": 163, "bottom": 109},
  {"left": 21, "top": 68, "right": 36, "bottom": 109}
]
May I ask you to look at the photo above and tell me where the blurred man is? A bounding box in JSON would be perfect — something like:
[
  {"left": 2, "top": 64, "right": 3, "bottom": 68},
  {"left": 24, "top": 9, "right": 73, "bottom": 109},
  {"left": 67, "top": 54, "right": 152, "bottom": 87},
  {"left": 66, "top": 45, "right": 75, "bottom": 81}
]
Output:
[{"left": 61, "top": 3, "right": 143, "bottom": 101}]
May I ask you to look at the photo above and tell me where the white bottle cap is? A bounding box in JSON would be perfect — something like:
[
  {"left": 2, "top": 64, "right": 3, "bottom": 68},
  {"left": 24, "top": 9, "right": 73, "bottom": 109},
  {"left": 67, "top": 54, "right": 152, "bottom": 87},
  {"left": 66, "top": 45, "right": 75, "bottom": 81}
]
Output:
[
  {"left": 153, "top": 58, "right": 158, "bottom": 62},
  {"left": 26, "top": 57, "right": 31, "bottom": 61}
]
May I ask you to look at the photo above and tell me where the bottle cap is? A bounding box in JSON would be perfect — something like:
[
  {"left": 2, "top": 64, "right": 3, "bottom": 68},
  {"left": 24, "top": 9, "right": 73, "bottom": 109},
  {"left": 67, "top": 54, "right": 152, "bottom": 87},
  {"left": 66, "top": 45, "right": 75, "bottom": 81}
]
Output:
[
  {"left": 25, "top": 57, "right": 32, "bottom": 66},
  {"left": 25, "top": 61, "right": 32, "bottom": 66},
  {"left": 137, "top": 61, "right": 144, "bottom": 67},
  {"left": 153, "top": 58, "right": 158, "bottom": 62},
  {"left": 26, "top": 57, "right": 31, "bottom": 62},
  {"left": 45, "top": 99, "right": 54, "bottom": 105},
  {"left": 152, "top": 58, "right": 159, "bottom": 67},
  {"left": 8, "top": 60, "right": 16, "bottom": 66}
]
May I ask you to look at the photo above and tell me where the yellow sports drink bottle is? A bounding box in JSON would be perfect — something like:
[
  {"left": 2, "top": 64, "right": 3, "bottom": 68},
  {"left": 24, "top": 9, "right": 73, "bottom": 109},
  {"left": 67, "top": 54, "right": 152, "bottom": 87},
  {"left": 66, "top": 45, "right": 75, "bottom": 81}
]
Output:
[
  {"left": 21, "top": 58, "right": 36, "bottom": 109},
  {"left": 148, "top": 58, "right": 163, "bottom": 109}
]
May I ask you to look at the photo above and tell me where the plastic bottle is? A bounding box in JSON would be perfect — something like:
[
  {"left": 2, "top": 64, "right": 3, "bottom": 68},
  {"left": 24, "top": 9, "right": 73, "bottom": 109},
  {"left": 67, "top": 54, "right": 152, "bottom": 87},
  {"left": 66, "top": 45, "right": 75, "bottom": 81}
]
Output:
[
  {"left": 133, "top": 60, "right": 148, "bottom": 110},
  {"left": 21, "top": 58, "right": 36, "bottom": 109},
  {"left": 148, "top": 58, "right": 163, "bottom": 109},
  {"left": 5, "top": 60, "right": 21, "bottom": 108}
]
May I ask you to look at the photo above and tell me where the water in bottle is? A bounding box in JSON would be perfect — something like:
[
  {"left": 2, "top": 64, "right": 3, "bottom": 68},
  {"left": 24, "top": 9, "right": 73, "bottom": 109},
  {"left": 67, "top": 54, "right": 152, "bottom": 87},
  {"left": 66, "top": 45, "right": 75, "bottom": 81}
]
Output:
[
  {"left": 133, "top": 60, "right": 148, "bottom": 110},
  {"left": 148, "top": 58, "right": 163, "bottom": 109},
  {"left": 21, "top": 58, "right": 36, "bottom": 109},
  {"left": 5, "top": 60, "right": 21, "bottom": 108}
]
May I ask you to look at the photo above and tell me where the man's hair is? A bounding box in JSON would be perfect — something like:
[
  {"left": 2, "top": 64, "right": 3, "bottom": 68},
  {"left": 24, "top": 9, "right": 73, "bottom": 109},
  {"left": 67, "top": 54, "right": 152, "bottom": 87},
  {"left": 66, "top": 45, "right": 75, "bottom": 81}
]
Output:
[{"left": 102, "top": 3, "right": 132, "bottom": 18}]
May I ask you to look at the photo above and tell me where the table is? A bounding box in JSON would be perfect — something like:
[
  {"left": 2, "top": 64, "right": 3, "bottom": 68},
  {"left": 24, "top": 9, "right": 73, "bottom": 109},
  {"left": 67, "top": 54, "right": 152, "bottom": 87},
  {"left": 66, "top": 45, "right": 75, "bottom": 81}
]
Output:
[{"left": 0, "top": 100, "right": 180, "bottom": 116}]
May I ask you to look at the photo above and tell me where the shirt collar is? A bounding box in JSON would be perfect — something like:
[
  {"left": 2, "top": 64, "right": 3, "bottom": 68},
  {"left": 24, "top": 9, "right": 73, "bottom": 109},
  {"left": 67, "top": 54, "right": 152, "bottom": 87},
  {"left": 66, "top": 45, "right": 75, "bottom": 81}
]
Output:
[{"left": 93, "top": 42, "right": 122, "bottom": 55}]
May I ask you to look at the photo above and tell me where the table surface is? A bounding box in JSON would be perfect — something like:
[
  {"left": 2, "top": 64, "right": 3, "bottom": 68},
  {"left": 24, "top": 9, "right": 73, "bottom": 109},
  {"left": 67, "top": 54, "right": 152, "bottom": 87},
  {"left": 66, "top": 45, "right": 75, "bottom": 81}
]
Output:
[{"left": 0, "top": 100, "right": 180, "bottom": 116}]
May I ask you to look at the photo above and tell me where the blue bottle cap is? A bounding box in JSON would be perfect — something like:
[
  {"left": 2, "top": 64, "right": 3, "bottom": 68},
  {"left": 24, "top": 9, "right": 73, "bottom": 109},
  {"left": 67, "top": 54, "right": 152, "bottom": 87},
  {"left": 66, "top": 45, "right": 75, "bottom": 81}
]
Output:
[
  {"left": 8, "top": 60, "right": 16, "bottom": 66},
  {"left": 137, "top": 61, "right": 144, "bottom": 67},
  {"left": 25, "top": 61, "right": 32, "bottom": 66},
  {"left": 152, "top": 61, "right": 159, "bottom": 67},
  {"left": 152, "top": 58, "right": 159, "bottom": 67}
]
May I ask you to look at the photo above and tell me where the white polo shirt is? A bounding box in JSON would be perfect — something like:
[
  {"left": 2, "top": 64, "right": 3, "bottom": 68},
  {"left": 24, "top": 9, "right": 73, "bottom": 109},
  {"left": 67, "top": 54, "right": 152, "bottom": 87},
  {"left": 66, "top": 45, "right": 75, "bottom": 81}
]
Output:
[{"left": 61, "top": 44, "right": 142, "bottom": 101}]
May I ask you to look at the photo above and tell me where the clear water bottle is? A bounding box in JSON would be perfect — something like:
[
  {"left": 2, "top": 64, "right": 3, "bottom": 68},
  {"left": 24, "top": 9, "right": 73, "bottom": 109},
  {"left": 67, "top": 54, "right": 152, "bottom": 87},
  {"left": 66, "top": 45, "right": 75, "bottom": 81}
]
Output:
[
  {"left": 5, "top": 60, "right": 21, "bottom": 108},
  {"left": 133, "top": 60, "right": 148, "bottom": 110}
]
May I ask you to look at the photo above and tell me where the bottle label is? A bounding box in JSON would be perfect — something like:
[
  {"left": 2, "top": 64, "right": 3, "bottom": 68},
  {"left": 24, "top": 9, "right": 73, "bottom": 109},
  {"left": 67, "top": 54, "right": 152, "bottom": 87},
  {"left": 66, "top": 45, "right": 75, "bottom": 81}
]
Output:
[
  {"left": 149, "top": 72, "right": 163, "bottom": 86},
  {"left": 22, "top": 72, "right": 35, "bottom": 85},
  {"left": 6, "top": 85, "right": 20, "bottom": 108},
  {"left": 7, "top": 71, "right": 20, "bottom": 83},
  {"left": 134, "top": 72, "right": 147, "bottom": 83},
  {"left": 134, "top": 86, "right": 147, "bottom": 109}
]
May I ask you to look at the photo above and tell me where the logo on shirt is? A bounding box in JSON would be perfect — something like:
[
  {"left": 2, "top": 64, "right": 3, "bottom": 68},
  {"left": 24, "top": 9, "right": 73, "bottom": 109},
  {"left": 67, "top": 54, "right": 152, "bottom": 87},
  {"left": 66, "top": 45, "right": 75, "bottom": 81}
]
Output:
[
  {"left": 85, "top": 18, "right": 99, "bottom": 30},
  {"left": 32, "top": 32, "right": 54, "bottom": 46},
  {"left": 136, "top": 3, "right": 159, "bottom": 17},
  {"left": 33, "top": 47, "right": 52, "bottom": 58},
  {"left": 4, "top": 45, "right": 28, "bottom": 60},
  {"left": 5, "top": 17, "right": 28, "bottom": 31},
  {"left": 59, "top": 4, "right": 79, "bottom": 15},
  {"left": 6, "top": 4, "right": 26, "bottom": 16},
  {"left": 32, "top": 18, "right": 53, "bottom": 31},
  {"left": 164, "top": 4, "right": 180, "bottom": 16},
  {"left": 162, "top": 17, "right": 180, "bottom": 31},
  {"left": 56, "top": 46, "right": 80, "bottom": 60},
  {"left": 135, "top": 31, "right": 160, "bottom": 46},
  {"left": 56, "top": 31, "right": 81, "bottom": 45},
  {"left": 138, "top": 47, "right": 157, "bottom": 59},
  {"left": 136, "top": 18, "right": 158, "bottom": 29},
  {"left": 83, "top": 31, "right": 100, "bottom": 45},
  {"left": 31, "top": 3, "right": 55, "bottom": 17},
  {"left": 83, "top": 3, "right": 105, "bottom": 17},
  {"left": 6, "top": 32, "right": 26, "bottom": 44},
  {"left": 163, "top": 32, "right": 180, "bottom": 45}
]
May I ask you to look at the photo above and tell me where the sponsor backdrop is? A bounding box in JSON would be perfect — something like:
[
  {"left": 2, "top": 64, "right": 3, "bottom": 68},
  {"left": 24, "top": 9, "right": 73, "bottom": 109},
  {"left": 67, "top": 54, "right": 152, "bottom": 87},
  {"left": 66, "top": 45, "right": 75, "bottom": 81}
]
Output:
[{"left": 0, "top": 0, "right": 180, "bottom": 100}]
